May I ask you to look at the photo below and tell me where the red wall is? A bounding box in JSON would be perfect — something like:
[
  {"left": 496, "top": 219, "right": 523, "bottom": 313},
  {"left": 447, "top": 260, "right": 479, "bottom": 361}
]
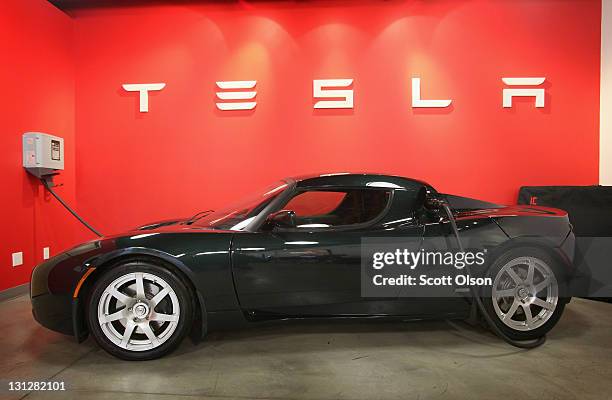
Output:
[
  {"left": 72, "top": 0, "right": 601, "bottom": 236},
  {"left": 0, "top": 0, "right": 78, "bottom": 291}
]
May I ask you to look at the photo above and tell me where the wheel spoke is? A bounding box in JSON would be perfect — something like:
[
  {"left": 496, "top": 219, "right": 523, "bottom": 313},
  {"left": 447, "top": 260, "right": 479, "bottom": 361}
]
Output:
[
  {"left": 150, "top": 287, "right": 171, "bottom": 307},
  {"left": 495, "top": 288, "right": 515, "bottom": 298},
  {"left": 506, "top": 267, "right": 523, "bottom": 285},
  {"left": 503, "top": 301, "right": 520, "bottom": 320},
  {"left": 109, "top": 288, "right": 132, "bottom": 305},
  {"left": 532, "top": 297, "right": 555, "bottom": 310},
  {"left": 135, "top": 273, "right": 145, "bottom": 299},
  {"left": 522, "top": 304, "right": 535, "bottom": 328},
  {"left": 141, "top": 322, "right": 160, "bottom": 346},
  {"left": 150, "top": 312, "right": 178, "bottom": 322},
  {"left": 100, "top": 309, "right": 126, "bottom": 323},
  {"left": 526, "top": 263, "right": 535, "bottom": 285},
  {"left": 120, "top": 320, "right": 136, "bottom": 347},
  {"left": 534, "top": 276, "right": 551, "bottom": 293}
]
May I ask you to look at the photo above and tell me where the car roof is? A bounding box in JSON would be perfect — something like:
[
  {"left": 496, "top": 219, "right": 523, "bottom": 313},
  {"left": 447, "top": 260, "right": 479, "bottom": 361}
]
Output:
[{"left": 289, "top": 172, "right": 435, "bottom": 191}]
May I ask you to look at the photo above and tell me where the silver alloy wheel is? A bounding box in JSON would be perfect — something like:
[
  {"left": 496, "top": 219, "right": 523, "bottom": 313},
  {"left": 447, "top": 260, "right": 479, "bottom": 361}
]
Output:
[
  {"left": 491, "top": 256, "right": 558, "bottom": 331},
  {"left": 97, "top": 272, "right": 180, "bottom": 351}
]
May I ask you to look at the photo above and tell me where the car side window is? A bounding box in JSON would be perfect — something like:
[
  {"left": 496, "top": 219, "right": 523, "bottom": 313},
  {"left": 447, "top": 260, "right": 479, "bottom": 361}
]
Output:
[{"left": 282, "top": 189, "right": 391, "bottom": 229}]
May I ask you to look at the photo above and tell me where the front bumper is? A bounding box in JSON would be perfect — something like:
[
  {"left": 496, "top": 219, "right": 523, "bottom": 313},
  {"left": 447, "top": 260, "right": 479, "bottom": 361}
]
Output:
[
  {"left": 31, "top": 293, "right": 74, "bottom": 336},
  {"left": 29, "top": 243, "right": 100, "bottom": 339}
]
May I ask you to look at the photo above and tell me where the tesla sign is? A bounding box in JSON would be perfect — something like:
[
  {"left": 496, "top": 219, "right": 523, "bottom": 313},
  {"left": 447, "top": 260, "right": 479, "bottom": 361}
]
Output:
[{"left": 122, "top": 76, "right": 546, "bottom": 113}]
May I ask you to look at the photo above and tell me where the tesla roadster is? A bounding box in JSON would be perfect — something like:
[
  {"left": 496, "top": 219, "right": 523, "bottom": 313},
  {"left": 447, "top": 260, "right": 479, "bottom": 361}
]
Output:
[{"left": 31, "top": 173, "right": 575, "bottom": 360}]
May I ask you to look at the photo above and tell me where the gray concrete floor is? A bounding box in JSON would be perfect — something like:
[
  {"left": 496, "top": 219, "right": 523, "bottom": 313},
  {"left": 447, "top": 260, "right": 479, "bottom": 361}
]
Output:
[{"left": 0, "top": 295, "right": 611, "bottom": 400}]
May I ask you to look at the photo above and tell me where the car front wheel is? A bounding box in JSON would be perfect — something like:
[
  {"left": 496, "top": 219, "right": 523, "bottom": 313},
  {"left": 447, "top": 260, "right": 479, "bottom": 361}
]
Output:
[{"left": 87, "top": 261, "right": 192, "bottom": 360}]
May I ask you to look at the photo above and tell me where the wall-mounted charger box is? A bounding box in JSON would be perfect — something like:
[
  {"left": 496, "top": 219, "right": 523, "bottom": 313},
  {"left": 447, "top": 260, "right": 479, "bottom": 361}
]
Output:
[{"left": 23, "top": 132, "right": 64, "bottom": 178}]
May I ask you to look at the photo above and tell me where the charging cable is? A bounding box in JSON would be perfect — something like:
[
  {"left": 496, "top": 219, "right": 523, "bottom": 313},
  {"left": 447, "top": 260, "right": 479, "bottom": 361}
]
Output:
[
  {"left": 435, "top": 198, "right": 545, "bottom": 349},
  {"left": 40, "top": 178, "right": 103, "bottom": 237}
]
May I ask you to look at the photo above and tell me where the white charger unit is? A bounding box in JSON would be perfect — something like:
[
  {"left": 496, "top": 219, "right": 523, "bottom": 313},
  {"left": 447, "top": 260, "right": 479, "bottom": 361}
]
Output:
[{"left": 23, "top": 132, "right": 64, "bottom": 178}]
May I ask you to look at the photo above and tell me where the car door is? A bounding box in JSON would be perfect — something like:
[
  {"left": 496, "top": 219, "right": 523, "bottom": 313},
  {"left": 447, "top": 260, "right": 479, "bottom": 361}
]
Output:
[{"left": 231, "top": 187, "right": 424, "bottom": 316}]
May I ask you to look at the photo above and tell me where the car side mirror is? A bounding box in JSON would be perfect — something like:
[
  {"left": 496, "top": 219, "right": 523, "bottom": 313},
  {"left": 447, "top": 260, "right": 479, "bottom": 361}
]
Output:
[{"left": 266, "top": 210, "right": 297, "bottom": 229}]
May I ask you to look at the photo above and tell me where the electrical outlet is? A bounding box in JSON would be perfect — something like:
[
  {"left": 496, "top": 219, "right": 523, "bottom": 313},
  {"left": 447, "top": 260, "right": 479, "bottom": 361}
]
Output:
[
  {"left": 43, "top": 247, "right": 50, "bottom": 260},
  {"left": 12, "top": 252, "right": 23, "bottom": 267}
]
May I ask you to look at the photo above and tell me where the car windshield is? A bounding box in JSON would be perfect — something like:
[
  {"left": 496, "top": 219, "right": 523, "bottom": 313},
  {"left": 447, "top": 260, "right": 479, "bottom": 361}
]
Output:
[{"left": 191, "top": 181, "right": 289, "bottom": 230}]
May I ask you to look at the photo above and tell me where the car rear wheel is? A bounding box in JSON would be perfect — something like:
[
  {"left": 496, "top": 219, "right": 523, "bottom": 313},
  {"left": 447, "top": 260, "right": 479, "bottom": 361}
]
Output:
[
  {"left": 87, "top": 261, "right": 192, "bottom": 360},
  {"left": 482, "top": 247, "right": 567, "bottom": 340}
]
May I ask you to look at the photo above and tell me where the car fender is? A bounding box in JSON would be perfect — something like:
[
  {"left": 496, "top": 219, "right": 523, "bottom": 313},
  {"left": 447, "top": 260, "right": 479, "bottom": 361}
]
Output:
[{"left": 73, "top": 246, "right": 209, "bottom": 343}]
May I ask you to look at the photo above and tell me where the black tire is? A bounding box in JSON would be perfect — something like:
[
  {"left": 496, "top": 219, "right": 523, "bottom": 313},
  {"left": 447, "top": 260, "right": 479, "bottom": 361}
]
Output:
[
  {"left": 87, "top": 261, "right": 193, "bottom": 361},
  {"left": 480, "top": 246, "right": 568, "bottom": 341}
]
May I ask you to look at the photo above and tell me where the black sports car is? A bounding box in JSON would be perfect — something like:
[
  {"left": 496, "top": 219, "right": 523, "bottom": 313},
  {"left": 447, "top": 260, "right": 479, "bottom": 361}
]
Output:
[{"left": 31, "top": 173, "right": 575, "bottom": 360}]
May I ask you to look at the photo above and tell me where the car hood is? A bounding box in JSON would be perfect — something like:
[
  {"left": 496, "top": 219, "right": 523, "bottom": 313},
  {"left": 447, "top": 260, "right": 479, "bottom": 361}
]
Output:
[
  {"left": 135, "top": 218, "right": 187, "bottom": 230},
  {"left": 129, "top": 218, "right": 239, "bottom": 235}
]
